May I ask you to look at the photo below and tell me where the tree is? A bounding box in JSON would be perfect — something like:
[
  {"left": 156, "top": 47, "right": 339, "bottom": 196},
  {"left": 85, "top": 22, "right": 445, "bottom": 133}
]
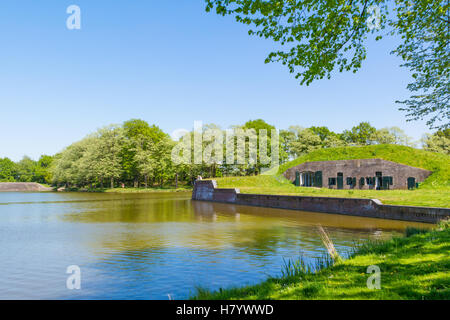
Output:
[
  {"left": 16, "top": 156, "right": 37, "bottom": 182},
  {"left": 0, "top": 158, "right": 17, "bottom": 182},
  {"left": 205, "top": 0, "right": 449, "bottom": 129},
  {"left": 134, "top": 141, "right": 156, "bottom": 188},
  {"left": 422, "top": 130, "right": 450, "bottom": 155},
  {"left": 51, "top": 136, "right": 98, "bottom": 187},
  {"left": 242, "top": 119, "right": 277, "bottom": 175},
  {"left": 370, "top": 128, "right": 396, "bottom": 145},
  {"left": 369, "top": 126, "right": 416, "bottom": 146},
  {"left": 342, "top": 122, "right": 377, "bottom": 145},
  {"left": 279, "top": 129, "right": 296, "bottom": 162},
  {"left": 394, "top": 1, "right": 449, "bottom": 130},
  {"left": 122, "top": 119, "right": 168, "bottom": 186},
  {"left": 287, "top": 126, "right": 322, "bottom": 157},
  {"left": 34, "top": 155, "right": 53, "bottom": 184},
  {"left": 309, "top": 126, "right": 347, "bottom": 148},
  {"left": 92, "top": 126, "right": 124, "bottom": 189}
]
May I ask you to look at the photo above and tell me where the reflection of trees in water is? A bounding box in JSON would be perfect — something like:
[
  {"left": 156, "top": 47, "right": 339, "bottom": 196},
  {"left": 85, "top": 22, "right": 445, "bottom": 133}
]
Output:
[
  {"left": 63, "top": 196, "right": 194, "bottom": 223},
  {"left": 61, "top": 194, "right": 429, "bottom": 255}
]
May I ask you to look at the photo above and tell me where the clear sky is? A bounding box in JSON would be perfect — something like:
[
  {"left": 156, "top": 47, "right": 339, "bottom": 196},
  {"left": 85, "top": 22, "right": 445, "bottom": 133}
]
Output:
[{"left": 0, "top": 1, "right": 432, "bottom": 161}]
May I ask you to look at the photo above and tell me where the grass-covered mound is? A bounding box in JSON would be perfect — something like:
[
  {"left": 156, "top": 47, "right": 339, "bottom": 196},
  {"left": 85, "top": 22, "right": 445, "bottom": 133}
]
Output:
[
  {"left": 278, "top": 145, "right": 449, "bottom": 188},
  {"left": 193, "top": 221, "right": 450, "bottom": 300},
  {"left": 212, "top": 145, "right": 450, "bottom": 207}
]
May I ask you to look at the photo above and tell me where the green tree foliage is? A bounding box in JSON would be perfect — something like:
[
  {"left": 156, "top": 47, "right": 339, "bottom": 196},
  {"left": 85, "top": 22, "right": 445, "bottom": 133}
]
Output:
[
  {"left": 287, "top": 126, "right": 322, "bottom": 158},
  {"left": 309, "top": 126, "right": 347, "bottom": 148},
  {"left": 205, "top": 0, "right": 449, "bottom": 129},
  {"left": 122, "top": 119, "right": 169, "bottom": 186},
  {"left": 0, "top": 158, "right": 17, "bottom": 182},
  {"left": 34, "top": 155, "right": 53, "bottom": 184},
  {"left": 0, "top": 155, "right": 53, "bottom": 184},
  {"left": 242, "top": 119, "right": 277, "bottom": 174},
  {"left": 393, "top": 1, "right": 449, "bottom": 130},
  {"left": 16, "top": 156, "right": 38, "bottom": 182},
  {"left": 370, "top": 126, "right": 415, "bottom": 146},
  {"left": 342, "top": 121, "right": 377, "bottom": 145},
  {"left": 3, "top": 118, "right": 438, "bottom": 188},
  {"left": 51, "top": 120, "right": 175, "bottom": 189},
  {"left": 422, "top": 129, "right": 450, "bottom": 155}
]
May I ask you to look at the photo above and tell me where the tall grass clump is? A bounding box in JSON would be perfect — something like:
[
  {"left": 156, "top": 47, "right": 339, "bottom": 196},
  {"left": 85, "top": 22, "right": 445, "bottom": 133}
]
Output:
[
  {"left": 281, "top": 227, "right": 340, "bottom": 278},
  {"left": 281, "top": 254, "right": 335, "bottom": 278}
]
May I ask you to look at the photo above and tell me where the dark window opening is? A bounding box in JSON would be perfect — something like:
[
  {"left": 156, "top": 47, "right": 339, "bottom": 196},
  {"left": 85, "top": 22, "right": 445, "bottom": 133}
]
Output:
[
  {"left": 295, "top": 171, "right": 300, "bottom": 186},
  {"left": 359, "top": 177, "right": 365, "bottom": 186},
  {"left": 366, "top": 177, "right": 375, "bottom": 185},
  {"left": 328, "top": 178, "right": 336, "bottom": 186},
  {"left": 314, "top": 171, "right": 323, "bottom": 188},
  {"left": 407, "top": 177, "right": 416, "bottom": 189}
]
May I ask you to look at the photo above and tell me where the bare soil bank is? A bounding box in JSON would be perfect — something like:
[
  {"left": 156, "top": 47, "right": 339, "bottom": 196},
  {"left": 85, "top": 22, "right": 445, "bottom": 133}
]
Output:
[{"left": 0, "top": 182, "right": 53, "bottom": 192}]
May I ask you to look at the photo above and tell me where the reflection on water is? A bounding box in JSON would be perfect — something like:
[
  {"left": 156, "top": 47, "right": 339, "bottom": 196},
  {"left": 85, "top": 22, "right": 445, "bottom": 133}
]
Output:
[{"left": 0, "top": 192, "right": 431, "bottom": 299}]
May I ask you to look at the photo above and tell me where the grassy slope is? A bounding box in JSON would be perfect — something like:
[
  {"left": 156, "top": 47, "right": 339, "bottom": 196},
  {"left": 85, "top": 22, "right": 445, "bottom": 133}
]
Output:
[
  {"left": 279, "top": 144, "right": 450, "bottom": 188},
  {"left": 193, "top": 226, "right": 450, "bottom": 300},
  {"left": 96, "top": 187, "right": 191, "bottom": 193},
  {"left": 213, "top": 145, "right": 450, "bottom": 207}
]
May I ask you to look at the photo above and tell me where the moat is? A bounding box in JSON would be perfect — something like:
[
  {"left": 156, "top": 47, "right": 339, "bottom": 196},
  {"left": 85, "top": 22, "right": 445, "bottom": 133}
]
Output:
[{"left": 0, "top": 191, "right": 431, "bottom": 299}]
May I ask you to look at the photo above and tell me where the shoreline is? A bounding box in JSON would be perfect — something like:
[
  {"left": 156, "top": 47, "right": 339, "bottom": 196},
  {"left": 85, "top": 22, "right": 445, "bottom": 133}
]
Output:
[
  {"left": 57, "top": 187, "right": 192, "bottom": 193},
  {"left": 192, "top": 221, "right": 450, "bottom": 300}
]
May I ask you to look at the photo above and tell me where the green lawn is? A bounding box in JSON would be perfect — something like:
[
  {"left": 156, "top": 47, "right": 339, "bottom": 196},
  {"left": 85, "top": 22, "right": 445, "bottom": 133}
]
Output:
[
  {"left": 193, "top": 222, "right": 450, "bottom": 300},
  {"left": 81, "top": 186, "right": 192, "bottom": 193}
]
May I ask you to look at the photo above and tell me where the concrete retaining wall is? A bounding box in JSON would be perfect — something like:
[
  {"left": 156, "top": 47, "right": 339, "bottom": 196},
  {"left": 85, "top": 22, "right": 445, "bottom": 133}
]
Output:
[
  {"left": 192, "top": 180, "right": 450, "bottom": 224},
  {"left": 0, "top": 182, "right": 52, "bottom": 192}
]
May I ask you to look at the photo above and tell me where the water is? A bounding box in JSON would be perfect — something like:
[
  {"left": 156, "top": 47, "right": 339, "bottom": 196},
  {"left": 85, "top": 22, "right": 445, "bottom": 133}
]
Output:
[{"left": 0, "top": 191, "right": 431, "bottom": 300}]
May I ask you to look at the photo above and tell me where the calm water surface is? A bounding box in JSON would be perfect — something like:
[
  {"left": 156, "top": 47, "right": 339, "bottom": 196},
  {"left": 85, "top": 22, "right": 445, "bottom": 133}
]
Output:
[{"left": 0, "top": 191, "right": 431, "bottom": 299}]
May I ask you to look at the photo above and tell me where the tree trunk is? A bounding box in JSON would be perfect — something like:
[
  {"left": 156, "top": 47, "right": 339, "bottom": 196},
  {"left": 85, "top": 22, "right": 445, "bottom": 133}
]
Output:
[
  {"left": 110, "top": 177, "right": 114, "bottom": 189},
  {"left": 175, "top": 173, "right": 178, "bottom": 189},
  {"left": 145, "top": 175, "right": 148, "bottom": 188},
  {"left": 134, "top": 177, "right": 138, "bottom": 188}
]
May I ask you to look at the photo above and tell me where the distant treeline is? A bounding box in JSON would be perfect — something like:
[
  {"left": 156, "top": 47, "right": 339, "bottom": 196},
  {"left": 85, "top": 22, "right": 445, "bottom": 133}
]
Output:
[{"left": 1, "top": 119, "right": 448, "bottom": 188}]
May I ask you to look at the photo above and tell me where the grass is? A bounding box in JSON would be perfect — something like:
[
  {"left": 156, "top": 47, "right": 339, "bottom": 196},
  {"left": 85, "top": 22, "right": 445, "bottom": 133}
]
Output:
[
  {"left": 192, "top": 220, "right": 450, "bottom": 300},
  {"left": 58, "top": 183, "right": 192, "bottom": 193},
  {"left": 210, "top": 145, "right": 450, "bottom": 208},
  {"left": 92, "top": 186, "right": 191, "bottom": 193},
  {"left": 278, "top": 145, "right": 450, "bottom": 188}
]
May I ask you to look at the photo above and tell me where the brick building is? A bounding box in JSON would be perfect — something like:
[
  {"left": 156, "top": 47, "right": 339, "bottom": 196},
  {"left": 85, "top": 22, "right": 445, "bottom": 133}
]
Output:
[{"left": 283, "top": 159, "right": 432, "bottom": 190}]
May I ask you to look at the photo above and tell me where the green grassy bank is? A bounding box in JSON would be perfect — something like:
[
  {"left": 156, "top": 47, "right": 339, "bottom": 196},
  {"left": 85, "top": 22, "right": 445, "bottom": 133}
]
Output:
[
  {"left": 58, "top": 186, "right": 192, "bottom": 193},
  {"left": 193, "top": 221, "right": 450, "bottom": 300},
  {"left": 212, "top": 145, "right": 450, "bottom": 208}
]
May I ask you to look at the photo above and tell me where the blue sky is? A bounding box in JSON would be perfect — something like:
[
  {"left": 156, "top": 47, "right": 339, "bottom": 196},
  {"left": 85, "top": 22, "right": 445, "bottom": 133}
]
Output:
[{"left": 0, "top": 1, "right": 432, "bottom": 161}]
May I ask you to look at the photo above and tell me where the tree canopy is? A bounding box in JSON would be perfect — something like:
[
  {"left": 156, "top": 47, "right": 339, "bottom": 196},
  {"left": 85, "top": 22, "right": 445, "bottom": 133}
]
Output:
[
  {"left": 1, "top": 119, "right": 447, "bottom": 188},
  {"left": 205, "top": 0, "right": 449, "bottom": 129}
]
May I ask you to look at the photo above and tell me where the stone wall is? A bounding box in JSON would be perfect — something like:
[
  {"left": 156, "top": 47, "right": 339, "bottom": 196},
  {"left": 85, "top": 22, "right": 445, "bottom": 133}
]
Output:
[
  {"left": 192, "top": 180, "right": 449, "bottom": 224},
  {"left": 283, "top": 159, "right": 432, "bottom": 190}
]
